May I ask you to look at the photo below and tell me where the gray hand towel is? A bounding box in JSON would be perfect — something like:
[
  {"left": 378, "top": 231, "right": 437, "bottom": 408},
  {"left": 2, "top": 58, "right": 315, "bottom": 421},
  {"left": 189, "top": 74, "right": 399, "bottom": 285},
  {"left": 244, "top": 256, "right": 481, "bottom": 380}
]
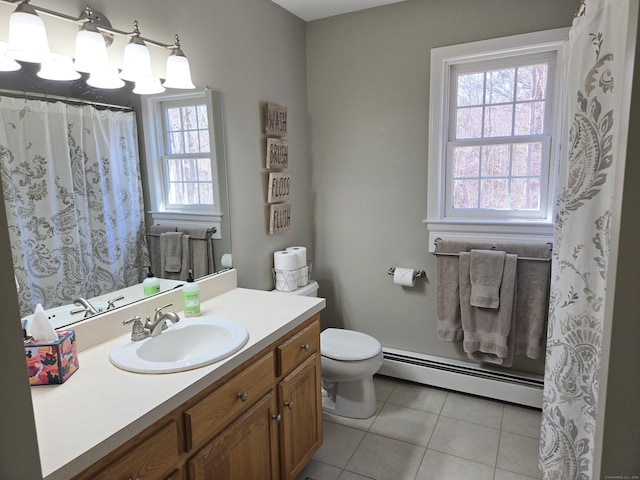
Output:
[
  {"left": 470, "top": 249, "right": 506, "bottom": 308},
  {"left": 459, "top": 252, "right": 518, "bottom": 365},
  {"left": 160, "top": 232, "right": 184, "bottom": 273},
  {"left": 149, "top": 225, "right": 177, "bottom": 276}
]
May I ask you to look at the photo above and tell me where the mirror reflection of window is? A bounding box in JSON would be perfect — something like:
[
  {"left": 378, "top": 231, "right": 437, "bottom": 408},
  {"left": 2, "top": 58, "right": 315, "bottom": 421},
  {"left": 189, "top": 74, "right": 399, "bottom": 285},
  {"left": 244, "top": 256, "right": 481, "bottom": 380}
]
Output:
[
  {"left": 162, "top": 101, "right": 216, "bottom": 207},
  {"left": 143, "top": 89, "right": 224, "bottom": 233}
]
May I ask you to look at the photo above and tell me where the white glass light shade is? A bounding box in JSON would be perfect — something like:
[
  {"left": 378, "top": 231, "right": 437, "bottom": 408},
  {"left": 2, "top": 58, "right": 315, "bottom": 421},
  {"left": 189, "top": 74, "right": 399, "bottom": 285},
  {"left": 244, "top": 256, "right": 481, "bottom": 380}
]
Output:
[
  {"left": 0, "top": 42, "right": 21, "bottom": 72},
  {"left": 133, "top": 75, "right": 166, "bottom": 95},
  {"left": 87, "top": 67, "right": 125, "bottom": 89},
  {"left": 120, "top": 40, "right": 152, "bottom": 82},
  {"left": 163, "top": 53, "right": 195, "bottom": 89},
  {"left": 6, "top": 3, "right": 50, "bottom": 63},
  {"left": 74, "top": 27, "right": 110, "bottom": 74},
  {"left": 37, "top": 54, "right": 80, "bottom": 81}
]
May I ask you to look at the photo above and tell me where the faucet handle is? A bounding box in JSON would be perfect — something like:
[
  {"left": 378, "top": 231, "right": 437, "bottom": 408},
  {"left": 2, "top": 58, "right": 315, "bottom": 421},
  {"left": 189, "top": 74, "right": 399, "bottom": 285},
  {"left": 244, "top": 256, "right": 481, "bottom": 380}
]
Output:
[
  {"left": 107, "top": 295, "right": 125, "bottom": 310},
  {"left": 123, "top": 316, "right": 148, "bottom": 341},
  {"left": 154, "top": 303, "right": 173, "bottom": 317}
]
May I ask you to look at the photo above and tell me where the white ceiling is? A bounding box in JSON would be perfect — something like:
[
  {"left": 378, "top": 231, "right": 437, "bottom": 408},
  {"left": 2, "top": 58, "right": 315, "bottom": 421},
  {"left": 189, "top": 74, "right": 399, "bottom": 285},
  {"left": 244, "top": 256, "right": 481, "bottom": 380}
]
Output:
[{"left": 270, "top": 0, "right": 406, "bottom": 21}]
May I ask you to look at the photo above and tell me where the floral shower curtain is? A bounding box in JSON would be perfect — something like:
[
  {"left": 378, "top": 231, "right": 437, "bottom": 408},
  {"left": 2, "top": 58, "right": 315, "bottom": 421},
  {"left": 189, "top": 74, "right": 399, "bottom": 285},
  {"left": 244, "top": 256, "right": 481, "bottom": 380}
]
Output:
[
  {"left": 0, "top": 96, "right": 149, "bottom": 317},
  {"left": 541, "top": 0, "right": 635, "bottom": 478}
]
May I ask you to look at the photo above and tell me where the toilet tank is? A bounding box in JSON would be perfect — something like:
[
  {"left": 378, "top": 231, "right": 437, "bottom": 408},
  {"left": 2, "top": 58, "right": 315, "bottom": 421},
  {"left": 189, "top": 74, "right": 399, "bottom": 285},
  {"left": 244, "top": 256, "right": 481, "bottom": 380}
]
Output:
[{"left": 287, "top": 280, "right": 319, "bottom": 297}]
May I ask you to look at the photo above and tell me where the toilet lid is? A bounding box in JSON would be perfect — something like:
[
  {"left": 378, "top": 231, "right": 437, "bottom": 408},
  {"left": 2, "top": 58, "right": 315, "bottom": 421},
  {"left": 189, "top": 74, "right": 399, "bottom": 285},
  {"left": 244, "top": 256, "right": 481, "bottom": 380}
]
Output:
[{"left": 321, "top": 328, "right": 381, "bottom": 361}]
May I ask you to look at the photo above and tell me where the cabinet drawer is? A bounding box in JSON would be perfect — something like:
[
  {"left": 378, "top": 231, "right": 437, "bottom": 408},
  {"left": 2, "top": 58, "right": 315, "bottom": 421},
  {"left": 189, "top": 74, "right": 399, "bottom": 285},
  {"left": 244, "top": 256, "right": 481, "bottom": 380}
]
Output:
[
  {"left": 184, "top": 351, "right": 275, "bottom": 450},
  {"left": 92, "top": 421, "right": 180, "bottom": 480},
  {"left": 276, "top": 319, "right": 320, "bottom": 377}
]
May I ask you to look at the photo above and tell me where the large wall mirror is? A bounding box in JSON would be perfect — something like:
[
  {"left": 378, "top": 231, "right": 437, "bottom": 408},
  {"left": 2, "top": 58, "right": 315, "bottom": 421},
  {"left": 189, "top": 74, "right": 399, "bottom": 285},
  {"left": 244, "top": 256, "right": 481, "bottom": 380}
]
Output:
[{"left": 0, "top": 63, "right": 232, "bottom": 329}]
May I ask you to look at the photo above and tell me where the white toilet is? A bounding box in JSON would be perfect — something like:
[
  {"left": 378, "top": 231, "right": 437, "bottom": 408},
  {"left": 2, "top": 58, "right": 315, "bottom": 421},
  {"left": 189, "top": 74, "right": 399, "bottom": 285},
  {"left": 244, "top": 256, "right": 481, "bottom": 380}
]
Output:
[{"left": 283, "top": 280, "right": 383, "bottom": 419}]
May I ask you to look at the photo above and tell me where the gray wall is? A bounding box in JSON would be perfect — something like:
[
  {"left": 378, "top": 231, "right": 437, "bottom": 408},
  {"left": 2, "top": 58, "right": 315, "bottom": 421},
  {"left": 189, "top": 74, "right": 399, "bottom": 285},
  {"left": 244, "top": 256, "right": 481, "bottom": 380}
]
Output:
[{"left": 307, "top": 0, "right": 576, "bottom": 375}]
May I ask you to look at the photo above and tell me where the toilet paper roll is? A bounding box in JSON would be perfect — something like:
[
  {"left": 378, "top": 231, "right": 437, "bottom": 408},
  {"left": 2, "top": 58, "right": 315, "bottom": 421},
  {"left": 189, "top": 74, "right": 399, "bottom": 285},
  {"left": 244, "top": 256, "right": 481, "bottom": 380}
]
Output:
[
  {"left": 274, "top": 250, "right": 299, "bottom": 271},
  {"left": 393, "top": 268, "right": 416, "bottom": 287},
  {"left": 285, "top": 246, "right": 307, "bottom": 269},
  {"left": 221, "top": 253, "right": 233, "bottom": 268}
]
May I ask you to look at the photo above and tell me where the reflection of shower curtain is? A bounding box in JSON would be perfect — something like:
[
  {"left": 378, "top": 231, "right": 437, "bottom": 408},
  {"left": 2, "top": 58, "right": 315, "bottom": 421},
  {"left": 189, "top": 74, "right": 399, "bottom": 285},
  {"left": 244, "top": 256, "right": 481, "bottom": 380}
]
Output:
[
  {"left": 0, "top": 96, "right": 149, "bottom": 317},
  {"left": 540, "top": 0, "right": 635, "bottom": 478}
]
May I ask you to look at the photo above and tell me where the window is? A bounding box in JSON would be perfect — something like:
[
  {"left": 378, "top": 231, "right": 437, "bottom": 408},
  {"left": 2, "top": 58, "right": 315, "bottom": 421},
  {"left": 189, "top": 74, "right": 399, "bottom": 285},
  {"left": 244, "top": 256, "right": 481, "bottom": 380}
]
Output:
[
  {"left": 427, "top": 29, "right": 568, "bottom": 245},
  {"left": 142, "top": 89, "right": 224, "bottom": 235},
  {"left": 162, "top": 100, "right": 214, "bottom": 207}
]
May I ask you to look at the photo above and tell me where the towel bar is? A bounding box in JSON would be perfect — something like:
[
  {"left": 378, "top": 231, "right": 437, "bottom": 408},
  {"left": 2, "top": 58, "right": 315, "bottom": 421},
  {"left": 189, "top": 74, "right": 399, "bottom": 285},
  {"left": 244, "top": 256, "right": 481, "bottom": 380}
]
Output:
[
  {"left": 146, "top": 227, "right": 216, "bottom": 240},
  {"left": 432, "top": 238, "right": 552, "bottom": 262}
]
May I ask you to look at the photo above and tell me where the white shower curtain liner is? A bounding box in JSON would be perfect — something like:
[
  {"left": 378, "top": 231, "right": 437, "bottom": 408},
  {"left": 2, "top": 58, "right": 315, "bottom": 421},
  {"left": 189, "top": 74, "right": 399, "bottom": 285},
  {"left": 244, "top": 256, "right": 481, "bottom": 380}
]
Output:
[{"left": 541, "top": 0, "right": 635, "bottom": 478}]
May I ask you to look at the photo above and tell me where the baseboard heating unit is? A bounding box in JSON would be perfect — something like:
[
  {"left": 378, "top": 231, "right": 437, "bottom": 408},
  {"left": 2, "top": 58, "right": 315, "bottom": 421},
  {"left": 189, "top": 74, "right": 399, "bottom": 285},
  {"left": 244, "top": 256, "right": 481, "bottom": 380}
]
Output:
[{"left": 379, "top": 348, "right": 544, "bottom": 408}]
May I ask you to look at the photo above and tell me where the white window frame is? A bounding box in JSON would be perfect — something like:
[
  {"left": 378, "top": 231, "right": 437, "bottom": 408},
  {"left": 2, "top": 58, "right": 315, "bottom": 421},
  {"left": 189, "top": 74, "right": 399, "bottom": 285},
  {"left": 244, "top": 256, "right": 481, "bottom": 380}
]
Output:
[
  {"left": 426, "top": 28, "right": 569, "bottom": 248},
  {"left": 141, "top": 88, "right": 224, "bottom": 238}
]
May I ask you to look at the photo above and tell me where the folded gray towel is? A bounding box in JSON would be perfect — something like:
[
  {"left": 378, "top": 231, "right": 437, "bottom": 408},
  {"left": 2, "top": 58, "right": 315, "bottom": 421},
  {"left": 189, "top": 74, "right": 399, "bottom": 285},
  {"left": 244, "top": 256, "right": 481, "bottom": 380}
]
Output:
[
  {"left": 494, "top": 242, "right": 551, "bottom": 359},
  {"left": 161, "top": 232, "right": 184, "bottom": 273},
  {"left": 434, "top": 240, "right": 493, "bottom": 342},
  {"left": 181, "top": 227, "right": 215, "bottom": 279},
  {"left": 459, "top": 252, "right": 518, "bottom": 365},
  {"left": 470, "top": 249, "right": 505, "bottom": 308},
  {"left": 149, "top": 225, "right": 177, "bottom": 276}
]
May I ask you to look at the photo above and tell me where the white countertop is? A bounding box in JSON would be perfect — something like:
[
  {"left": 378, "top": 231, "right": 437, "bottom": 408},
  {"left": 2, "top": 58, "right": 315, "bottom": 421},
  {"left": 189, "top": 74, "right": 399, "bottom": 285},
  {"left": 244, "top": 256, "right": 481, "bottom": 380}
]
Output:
[{"left": 30, "top": 272, "right": 325, "bottom": 480}]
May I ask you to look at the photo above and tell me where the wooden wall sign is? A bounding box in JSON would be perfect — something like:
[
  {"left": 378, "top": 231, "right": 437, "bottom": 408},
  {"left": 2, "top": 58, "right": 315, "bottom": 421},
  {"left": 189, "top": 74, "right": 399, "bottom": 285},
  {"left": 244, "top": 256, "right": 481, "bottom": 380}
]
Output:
[
  {"left": 266, "top": 138, "right": 288, "bottom": 169},
  {"left": 264, "top": 103, "right": 287, "bottom": 137},
  {"left": 269, "top": 203, "right": 291, "bottom": 234},
  {"left": 267, "top": 172, "right": 291, "bottom": 203}
]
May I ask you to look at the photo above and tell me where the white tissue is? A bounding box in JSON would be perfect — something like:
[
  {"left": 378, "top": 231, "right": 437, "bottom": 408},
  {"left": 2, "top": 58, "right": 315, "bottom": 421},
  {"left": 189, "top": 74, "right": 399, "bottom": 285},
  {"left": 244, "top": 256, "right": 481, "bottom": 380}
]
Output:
[
  {"left": 393, "top": 268, "right": 416, "bottom": 287},
  {"left": 29, "top": 304, "right": 59, "bottom": 342}
]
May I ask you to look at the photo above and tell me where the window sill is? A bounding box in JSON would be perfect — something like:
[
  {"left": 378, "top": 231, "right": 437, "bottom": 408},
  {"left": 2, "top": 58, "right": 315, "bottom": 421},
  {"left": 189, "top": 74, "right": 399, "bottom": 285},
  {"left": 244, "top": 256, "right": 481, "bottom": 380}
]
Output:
[
  {"left": 149, "top": 211, "right": 223, "bottom": 240},
  {"left": 424, "top": 219, "right": 554, "bottom": 252}
]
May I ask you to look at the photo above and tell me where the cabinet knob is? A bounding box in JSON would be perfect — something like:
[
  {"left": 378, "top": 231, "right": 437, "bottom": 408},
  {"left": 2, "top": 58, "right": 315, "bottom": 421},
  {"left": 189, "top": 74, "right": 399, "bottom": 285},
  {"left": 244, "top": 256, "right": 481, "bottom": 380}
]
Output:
[
  {"left": 236, "top": 392, "right": 248, "bottom": 402},
  {"left": 272, "top": 413, "right": 282, "bottom": 423},
  {"left": 301, "top": 344, "right": 310, "bottom": 352},
  {"left": 284, "top": 401, "right": 294, "bottom": 410}
]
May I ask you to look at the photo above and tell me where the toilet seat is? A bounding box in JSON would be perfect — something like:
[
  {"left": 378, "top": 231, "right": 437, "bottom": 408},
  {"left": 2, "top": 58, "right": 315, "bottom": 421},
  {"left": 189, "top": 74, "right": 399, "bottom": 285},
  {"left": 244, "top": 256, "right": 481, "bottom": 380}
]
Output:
[{"left": 321, "top": 328, "right": 381, "bottom": 361}]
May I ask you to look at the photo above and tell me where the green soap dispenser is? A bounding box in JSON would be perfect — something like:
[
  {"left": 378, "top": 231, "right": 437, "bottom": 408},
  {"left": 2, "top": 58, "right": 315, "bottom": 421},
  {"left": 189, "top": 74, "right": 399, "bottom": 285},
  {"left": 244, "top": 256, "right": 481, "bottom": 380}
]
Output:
[
  {"left": 183, "top": 269, "right": 200, "bottom": 317},
  {"left": 143, "top": 266, "right": 160, "bottom": 296}
]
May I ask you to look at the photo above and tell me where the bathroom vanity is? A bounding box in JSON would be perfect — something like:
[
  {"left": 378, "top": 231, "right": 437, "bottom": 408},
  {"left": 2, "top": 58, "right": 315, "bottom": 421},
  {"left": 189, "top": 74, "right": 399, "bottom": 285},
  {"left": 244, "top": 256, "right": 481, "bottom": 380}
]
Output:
[{"left": 29, "top": 270, "right": 325, "bottom": 480}]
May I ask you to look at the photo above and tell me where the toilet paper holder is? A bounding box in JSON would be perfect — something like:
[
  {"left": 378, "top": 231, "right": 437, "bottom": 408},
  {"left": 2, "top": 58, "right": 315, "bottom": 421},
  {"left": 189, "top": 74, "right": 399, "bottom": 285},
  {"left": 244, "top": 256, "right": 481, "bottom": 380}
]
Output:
[{"left": 387, "top": 267, "right": 425, "bottom": 280}]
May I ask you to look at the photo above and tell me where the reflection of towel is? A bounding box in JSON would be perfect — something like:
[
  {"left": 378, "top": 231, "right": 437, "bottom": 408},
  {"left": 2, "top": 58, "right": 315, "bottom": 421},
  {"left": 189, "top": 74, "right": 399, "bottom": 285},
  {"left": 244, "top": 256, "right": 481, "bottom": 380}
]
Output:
[
  {"left": 494, "top": 242, "right": 551, "bottom": 359},
  {"left": 161, "top": 232, "right": 183, "bottom": 273},
  {"left": 470, "top": 249, "right": 505, "bottom": 308},
  {"left": 160, "top": 233, "right": 191, "bottom": 280},
  {"left": 435, "top": 240, "right": 493, "bottom": 341},
  {"left": 150, "top": 225, "right": 177, "bottom": 276},
  {"left": 459, "top": 252, "right": 517, "bottom": 366},
  {"left": 181, "top": 227, "right": 214, "bottom": 279}
]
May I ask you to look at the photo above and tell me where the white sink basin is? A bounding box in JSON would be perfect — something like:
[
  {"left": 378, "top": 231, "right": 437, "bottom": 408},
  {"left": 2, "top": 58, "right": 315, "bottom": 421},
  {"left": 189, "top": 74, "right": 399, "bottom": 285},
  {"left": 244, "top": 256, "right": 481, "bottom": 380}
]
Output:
[{"left": 109, "top": 316, "right": 249, "bottom": 374}]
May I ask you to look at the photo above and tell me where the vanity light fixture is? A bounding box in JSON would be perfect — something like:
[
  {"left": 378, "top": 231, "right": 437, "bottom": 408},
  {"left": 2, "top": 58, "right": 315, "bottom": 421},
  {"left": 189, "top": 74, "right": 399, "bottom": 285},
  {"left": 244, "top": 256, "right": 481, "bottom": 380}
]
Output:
[
  {"left": 0, "top": 0, "right": 197, "bottom": 94},
  {"left": 6, "top": 0, "right": 49, "bottom": 63},
  {"left": 119, "top": 21, "right": 152, "bottom": 82}
]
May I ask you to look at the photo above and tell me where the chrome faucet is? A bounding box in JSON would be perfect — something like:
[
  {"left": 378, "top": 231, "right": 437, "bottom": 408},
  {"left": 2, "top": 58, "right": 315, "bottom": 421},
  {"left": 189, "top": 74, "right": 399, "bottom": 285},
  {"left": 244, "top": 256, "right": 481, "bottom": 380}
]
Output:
[
  {"left": 71, "top": 297, "right": 101, "bottom": 318},
  {"left": 144, "top": 303, "right": 180, "bottom": 337},
  {"left": 123, "top": 304, "right": 181, "bottom": 341}
]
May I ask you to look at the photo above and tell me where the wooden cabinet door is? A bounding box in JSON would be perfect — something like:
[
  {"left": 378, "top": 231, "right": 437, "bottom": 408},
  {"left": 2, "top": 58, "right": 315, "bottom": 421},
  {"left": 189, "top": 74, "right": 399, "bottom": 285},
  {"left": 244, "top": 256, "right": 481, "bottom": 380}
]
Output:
[
  {"left": 278, "top": 353, "right": 322, "bottom": 480},
  {"left": 187, "top": 391, "right": 280, "bottom": 480}
]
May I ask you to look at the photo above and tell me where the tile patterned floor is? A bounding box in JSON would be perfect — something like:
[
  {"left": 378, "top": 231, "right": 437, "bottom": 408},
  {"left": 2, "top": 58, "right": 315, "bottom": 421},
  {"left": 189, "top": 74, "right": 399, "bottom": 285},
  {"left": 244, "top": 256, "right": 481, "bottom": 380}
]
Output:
[{"left": 297, "top": 375, "right": 543, "bottom": 480}]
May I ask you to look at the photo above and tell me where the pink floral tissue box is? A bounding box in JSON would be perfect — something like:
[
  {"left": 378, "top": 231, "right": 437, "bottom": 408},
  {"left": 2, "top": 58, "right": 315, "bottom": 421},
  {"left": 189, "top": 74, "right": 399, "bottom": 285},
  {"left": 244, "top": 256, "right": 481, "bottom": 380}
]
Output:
[{"left": 25, "top": 330, "right": 79, "bottom": 385}]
